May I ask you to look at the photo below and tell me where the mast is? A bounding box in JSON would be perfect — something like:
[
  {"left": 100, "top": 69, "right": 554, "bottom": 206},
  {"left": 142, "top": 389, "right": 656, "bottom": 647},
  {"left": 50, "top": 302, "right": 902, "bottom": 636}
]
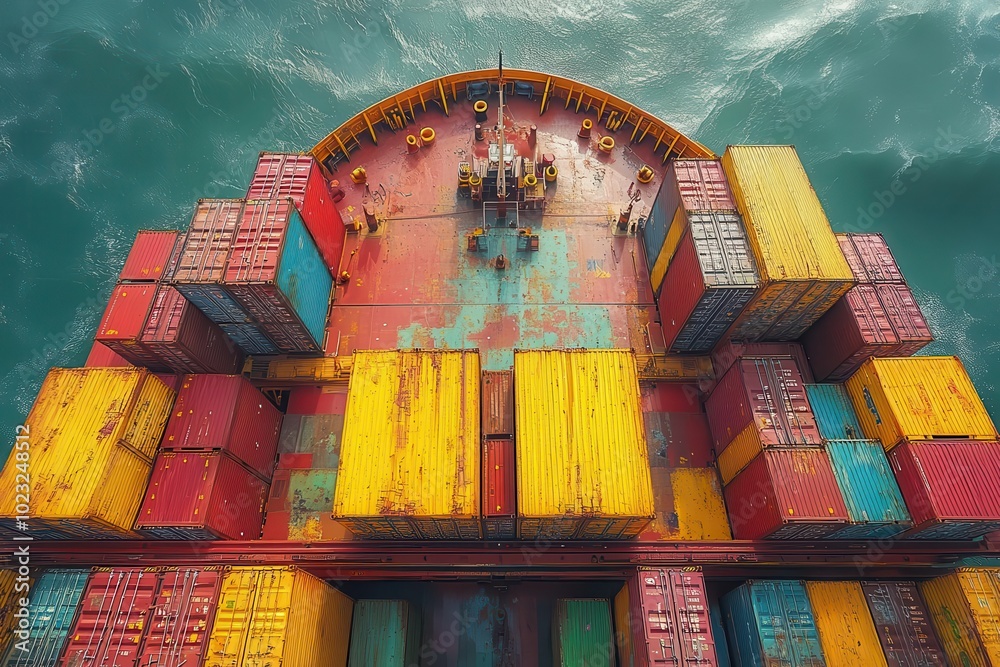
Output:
[{"left": 496, "top": 49, "right": 506, "bottom": 216}]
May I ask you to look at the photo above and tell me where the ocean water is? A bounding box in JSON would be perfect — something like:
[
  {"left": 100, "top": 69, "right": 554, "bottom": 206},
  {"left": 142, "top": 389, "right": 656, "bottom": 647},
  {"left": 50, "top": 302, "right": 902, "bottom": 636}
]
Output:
[{"left": 1, "top": 0, "right": 998, "bottom": 455}]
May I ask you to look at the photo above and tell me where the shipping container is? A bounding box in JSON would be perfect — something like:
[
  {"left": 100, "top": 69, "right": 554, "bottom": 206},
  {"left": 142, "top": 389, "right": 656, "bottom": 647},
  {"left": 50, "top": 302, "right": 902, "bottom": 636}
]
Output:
[
  {"left": 218, "top": 321, "right": 279, "bottom": 355},
  {"left": 138, "top": 567, "right": 227, "bottom": 667},
  {"left": 861, "top": 581, "right": 945, "bottom": 667},
  {"left": 722, "top": 580, "right": 825, "bottom": 667},
  {"left": 161, "top": 374, "right": 282, "bottom": 478},
  {"left": 136, "top": 451, "right": 269, "bottom": 540},
  {"left": 920, "top": 569, "right": 1000, "bottom": 667},
  {"left": 481, "top": 369, "right": 514, "bottom": 437},
  {"left": 650, "top": 467, "right": 733, "bottom": 541},
  {"left": 710, "top": 600, "right": 733, "bottom": 667},
  {"left": 285, "top": 386, "right": 346, "bottom": 416},
  {"left": 837, "top": 233, "right": 904, "bottom": 284},
  {"left": 515, "top": 349, "right": 654, "bottom": 540},
  {"left": 725, "top": 448, "right": 849, "bottom": 540},
  {"left": 615, "top": 568, "right": 718, "bottom": 667},
  {"left": 0, "top": 569, "right": 88, "bottom": 667},
  {"left": 0, "top": 368, "right": 175, "bottom": 538},
  {"left": 711, "top": 341, "right": 815, "bottom": 385},
  {"left": 0, "top": 570, "right": 20, "bottom": 652},
  {"left": 889, "top": 440, "right": 1000, "bottom": 539},
  {"left": 246, "top": 152, "right": 346, "bottom": 272},
  {"left": 172, "top": 199, "right": 252, "bottom": 325},
  {"left": 346, "top": 600, "right": 421, "bottom": 667},
  {"left": 721, "top": 145, "right": 854, "bottom": 341},
  {"left": 804, "top": 384, "right": 864, "bottom": 441},
  {"left": 658, "top": 213, "right": 759, "bottom": 353},
  {"left": 825, "top": 440, "right": 911, "bottom": 539},
  {"left": 553, "top": 599, "right": 615, "bottom": 667},
  {"left": 334, "top": 350, "right": 481, "bottom": 540},
  {"left": 94, "top": 282, "right": 164, "bottom": 368},
  {"left": 140, "top": 286, "right": 244, "bottom": 374},
  {"left": 84, "top": 341, "right": 133, "bottom": 367},
  {"left": 875, "top": 283, "right": 933, "bottom": 356},
  {"left": 482, "top": 439, "right": 516, "bottom": 540},
  {"left": 206, "top": 566, "right": 354, "bottom": 667},
  {"left": 224, "top": 198, "right": 333, "bottom": 352},
  {"left": 120, "top": 230, "right": 182, "bottom": 283},
  {"left": 804, "top": 581, "right": 888, "bottom": 667},
  {"left": 845, "top": 356, "right": 997, "bottom": 448}
]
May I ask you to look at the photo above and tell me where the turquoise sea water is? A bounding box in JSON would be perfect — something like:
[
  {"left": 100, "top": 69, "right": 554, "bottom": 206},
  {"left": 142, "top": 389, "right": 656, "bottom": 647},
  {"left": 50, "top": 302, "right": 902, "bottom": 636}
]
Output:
[{"left": 1, "top": 1, "right": 998, "bottom": 455}]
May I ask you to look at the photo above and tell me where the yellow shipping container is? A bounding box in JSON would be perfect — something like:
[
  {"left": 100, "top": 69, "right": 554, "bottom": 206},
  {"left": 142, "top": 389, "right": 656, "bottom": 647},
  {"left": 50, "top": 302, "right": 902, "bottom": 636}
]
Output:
[
  {"left": 716, "top": 421, "right": 777, "bottom": 485},
  {"left": 670, "top": 468, "right": 732, "bottom": 540},
  {"left": 206, "top": 566, "right": 354, "bottom": 667},
  {"left": 613, "top": 581, "right": 635, "bottom": 667},
  {"left": 0, "top": 569, "right": 24, "bottom": 651},
  {"left": 805, "top": 581, "right": 888, "bottom": 667},
  {"left": 0, "top": 368, "right": 174, "bottom": 538},
  {"left": 721, "top": 145, "right": 854, "bottom": 341},
  {"left": 333, "top": 350, "right": 481, "bottom": 540},
  {"left": 845, "top": 356, "right": 997, "bottom": 449},
  {"left": 920, "top": 568, "right": 1000, "bottom": 667},
  {"left": 515, "top": 349, "right": 655, "bottom": 539},
  {"left": 649, "top": 206, "right": 687, "bottom": 293}
]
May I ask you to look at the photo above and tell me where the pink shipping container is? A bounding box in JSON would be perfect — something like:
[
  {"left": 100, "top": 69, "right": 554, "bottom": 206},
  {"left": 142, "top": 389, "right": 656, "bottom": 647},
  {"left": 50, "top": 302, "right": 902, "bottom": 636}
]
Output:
[
  {"left": 482, "top": 439, "right": 516, "bottom": 539},
  {"left": 710, "top": 340, "right": 815, "bottom": 384},
  {"left": 659, "top": 158, "right": 737, "bottom": 215},
  {"left": 876, "top": 283, "right": 933, "bottom": 355},
  {"left": 84, "top": 341, "right": 133, "bottom": 367},
  {"left": 136, "top": 450, "right": 269, "bottom": 540},
  {"left": 888, "top": 440, "right": 1000, "bottom": 540},
  {"left": 94, "top": 282, "right": 164, "bottom": 369},
  {"left": 725, "top": 448, "right": 850, "bottom": 539},
  {"left": 160, "top": 374, "right": 282, "bottom": 478},
  {"left": 246, "top": 152, "right": 346, "bottom": 272},
  {"left": 705, "top": 357, "right": 822, "bottom": 452},
  {"left": 482, "top": 370, "right": 514, "bottom": 438},
  {"left": 119, "top": 230, "right": 182, "bottom": 283},
  {"left": 837, "top": 233, "right": 904, "bottom": 284},
  {"left": 137, "top": 567, "right": 226, "bottom": 667}
]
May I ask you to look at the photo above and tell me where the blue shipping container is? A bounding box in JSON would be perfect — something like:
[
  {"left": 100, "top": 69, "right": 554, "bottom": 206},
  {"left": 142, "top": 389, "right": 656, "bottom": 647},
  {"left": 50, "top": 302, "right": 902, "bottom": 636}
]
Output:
[
  {"left": 175, "top": 284, "right": 253, "bottom": 325},
  {"left": 710, "top": 598, "right": 733, "bottom": 667},
  {"left": 722, "top": 580, "right": 825, "bottom": 667},
  {"left": 277, "top": 208, "right": 333, "bottom": 347},
  {"left": 641, "top": 180, "right": 675, "bottom": 277},
  {"left": 219, "top": 322, "right": 279, "bottom": 355},
  {"left": 1, "top": 569, "right": 88, "bottom": 667},
  {"left": 348, "top": 600, "right": 421, "bottom": 667},
  {"left": 805, "top": 384, "right": 864, "bottom": 441},
  {"left": 826, "top": 439, "right": 911, "bottom": 540}
]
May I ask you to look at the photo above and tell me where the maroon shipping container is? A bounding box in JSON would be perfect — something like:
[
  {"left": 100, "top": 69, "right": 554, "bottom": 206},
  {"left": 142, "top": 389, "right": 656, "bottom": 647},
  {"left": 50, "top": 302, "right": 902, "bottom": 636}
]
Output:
[
  {"left": 137, "top": 567, "right": 225, "bottom": 667},
  {"left": 482, "top": 370, "right": 514, "bottom": 438},
  {"left": 837, "top": 233, "right": 905, "bottom": 284},
  {"left": 876, "top": 283, "right": 933, "bottom": 356},
  {"left": 619, "top": 568, "right": 718, "bottom": 667},
  {"left": 119, "top": 230, "right": 182, "bottom": 283},
  {"left": 724, "top": 448, "right": 849, "bottom": 539},
  {"left": 140, "top": 286, "right": 244, "bottom": 375},
  {"left": 888, "top": 440, "right": 1000, "bottom": 540},
  {"left": 84, "top": 341, "right": 133, "bottom": 367},
  {"left": 483, "top": 439, "right": 516, "bottom": 539},
  {"left": 659, "top": 158, "right": 736, "bottom": 217},
  {"left": 136, "top": 451, "right": 269, "bottom": 540},
  {"left": 246, "top": 152, "right": 346, "bottom": 272},
  {"left": 160, "top": 374, "right": 282, "bottom": 478},
  {"left": 861, "top": 581, "right": 946, "bottom": 667},
  {"left": 94, "top": 282, "right": 163, "bottom": 368},
  {"left": 704, "top": 357, "right": 822, "bottom": 452},
  {"left": 710, "top": 340, "right": 815, "bottom": 384}
]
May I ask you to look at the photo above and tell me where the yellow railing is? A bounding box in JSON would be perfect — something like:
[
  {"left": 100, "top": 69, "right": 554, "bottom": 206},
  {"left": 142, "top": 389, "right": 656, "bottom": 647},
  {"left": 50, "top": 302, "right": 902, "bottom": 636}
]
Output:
[{"left": 310, "top": 68, "right": 715, "bottom": 175}]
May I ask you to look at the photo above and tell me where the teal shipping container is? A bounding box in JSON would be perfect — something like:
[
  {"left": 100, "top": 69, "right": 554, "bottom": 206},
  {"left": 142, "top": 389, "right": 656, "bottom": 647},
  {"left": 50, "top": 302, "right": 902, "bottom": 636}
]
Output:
[
  {"left": 554, "top": 599, "right": 615, "bottom": 667},
  {"left": 347, "top": 599, "right": 421, "bottom": 667},
  {"left": 805, "top": 384, "right": 864, "bottom": 441},
  {"left": 825, "top": 439, "right": 911, "bottom": 540},
  {"left": 710, "top": 599, "right": 733, "bottom": 667},
  {"left": 722, "top": 581, "right": 825, "bottom": 667},
  {"left": 1, "top": 569, "right": 89, "bottom": 667}
]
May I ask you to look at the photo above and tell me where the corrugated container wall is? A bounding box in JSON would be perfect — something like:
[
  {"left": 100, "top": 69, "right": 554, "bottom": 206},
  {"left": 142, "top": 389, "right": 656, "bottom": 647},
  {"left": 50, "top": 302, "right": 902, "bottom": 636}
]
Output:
[
  {"left": 720, "top": 145, "right": 854, "bottom": 341},
  {"left": 722, "top": 580, "right": 825, "bottom": 667},
  {"left": 711, "top": 342, "right": 815, "bottom": 385},
  {"left": 224, "top": 198, "right": 332, "bottom": 352},
  {"left": 334, "top": 350, "right": 481, "bottom": 540},
  {"left": 920, "top": 569, "right": 1000, "bottom": 667},
  {"left": 160, "top": 374, "right": 282, "bottom": 478},
  {"left": 482, "top": 370, "right": 514, "bottom": 438},
  {"left": 845, "top": 356, "right": 997, "bottom": 448},
  {"left": 138, "top": 567, "right": 227, "bottom": 667},
  {"left": 140, "top": 286, "right": 244, "bottom": 374},
  {"left": 804, "top": 581, "right": 888, "bottom": 667},
  {"left": 84, "top": 341, "right": 132, "bottom": 367},
  {"left": 246, "top": 152, "right": 346, "bottom": 272},
  {"left": 120, "top": 230, "right": 182, "bottom": 283},
  {"left": 860, "top": 581, "right": 946, "bottom": 667},
  {"left": 0, "top": 569, "right": 88, "bottom": 667},
  {"left": 346, "top": 600, "right": 421, "bottom": 667},
  {"left": 0, "top": 571, "right": 20, "bottom": 652},
  {"left": 206, "top": 566, "right": 354, "bottom": 667},
  {"left": 515, "top": 349, "right": 655, "bottom": 540},
  {"left": 553, "top": 599, "right": 615, "bottom": 667},
  {"left": 218, "top": 321, "right": 278, "bottom": 355},
  {"left": 658, "top": 212, "right": 759, "bottom": 353},
  {"left": 95, "top": 282, "right": 164, "bottom": 368},
  {"left": 825, "top": 440, "right": 911, "bottom": 539},
  {"left": 837, "top": 233, "right": 905, "bottom": 284},
  {"left": 804, "top": 384, "right": 864, "bottom": 441},
  {"left": 482, "top": 439, "right": 516, "bottom": 539},
  {"left": 876, "top": 283, "right": 933, "bottom": 355},
  {"left": 615, "top": 568, "right": 718, "bottom": 667},
  {"left": 0, "top": 368, "right": 175, "bottom": 538}
]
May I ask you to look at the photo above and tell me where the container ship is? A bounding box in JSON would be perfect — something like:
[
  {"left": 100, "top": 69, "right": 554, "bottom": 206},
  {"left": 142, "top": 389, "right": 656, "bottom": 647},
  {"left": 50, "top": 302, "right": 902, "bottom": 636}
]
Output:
[{"left": 3, "top": 62, "right": 1000, "bottom": 666}]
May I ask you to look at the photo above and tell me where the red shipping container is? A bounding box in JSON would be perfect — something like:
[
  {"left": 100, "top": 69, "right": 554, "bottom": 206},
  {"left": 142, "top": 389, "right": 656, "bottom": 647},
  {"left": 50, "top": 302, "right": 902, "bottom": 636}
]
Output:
[
  {"left": 888, "top": 440, "right": 1000, "bottom": 540},
  {"left": 160, "top": 374, "right": 282, "bottom": 478},
  {"left": 84, "top": 341, "right": 133, "bottom": 367},
  {"left": 119, "top": 230, "right": 181, "bottom": 283},
  {"left": 618, "top": 568, "right": 718, "bottom": 667},
  {"left": 704, "top": 357, "right": 821, "bottom": 452},
  {"left": 94, "top": 282, "right": 163, "bottom": 368},
  {"left": 140, "top": 286, "right": 244, "bottom": 375},
  {"left": 641, "top": 383, "right": 704, "bottom": 413},
  {"left": 154, "top": 372, "right": 181, "bottom": 392},
  {"left": 659, "top": 158, "right": 737, "bottom": 215},
  {"left": 136, "top": 450, "right": 269, "bottom": 540},
  {"left": 483, "top": 439, "right": 516, "bottom": 539},
  {"left": 482, "top": 370, "right": 514, "bottom": 438},
  {"left": 246, "top": 152, "right": 346, "bottom": 272},
  {"left": 837, "top": 233, "right": 904, "bottom": 284},
  {"left": 138, "top": 567, "right": 225, "bottom": 667},
  {"left": 710, "top": 340, "right": 815, "bottom": 384},
  {"left": 876, "top": 283, "right": 933, "bottom": 356},
  {"left": 860, "top": 581, "right": 946, "bottom": 667},
  {"left": 285, "top": 386, "right": 347, "bottom": 415},
  {"left": 724, "top": 448, "right": 849, "bottom": 539}
]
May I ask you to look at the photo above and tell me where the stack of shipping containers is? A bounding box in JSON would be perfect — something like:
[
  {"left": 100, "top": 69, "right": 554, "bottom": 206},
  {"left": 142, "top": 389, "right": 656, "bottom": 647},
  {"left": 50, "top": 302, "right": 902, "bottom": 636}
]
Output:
[{"left": 481, "top": 370, "right": 516, "bottom": 540}]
